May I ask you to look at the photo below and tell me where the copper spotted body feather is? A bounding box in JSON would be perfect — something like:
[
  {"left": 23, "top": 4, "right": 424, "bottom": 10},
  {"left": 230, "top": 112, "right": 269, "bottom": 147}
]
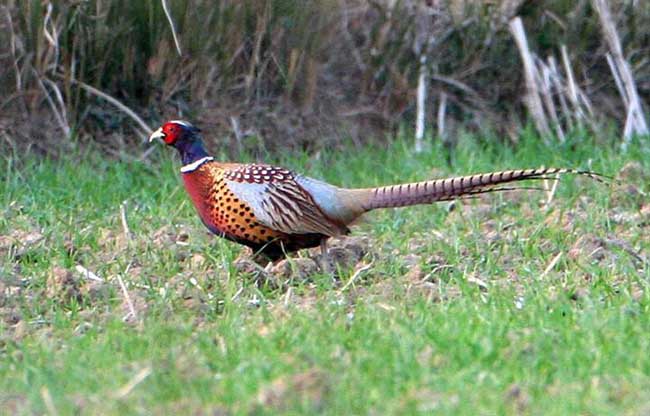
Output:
[
  {"left": 150, "top": 120, "right": 605, "bottom": 260},
  {"left": 181, "top": 161, "right": 340, "bottom": 259}
]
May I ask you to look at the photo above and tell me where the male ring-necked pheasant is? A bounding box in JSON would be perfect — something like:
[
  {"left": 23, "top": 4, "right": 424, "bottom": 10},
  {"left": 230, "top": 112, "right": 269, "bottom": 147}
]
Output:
[{"left": 150, "top": 120, "right": 601, "bottom": 260}]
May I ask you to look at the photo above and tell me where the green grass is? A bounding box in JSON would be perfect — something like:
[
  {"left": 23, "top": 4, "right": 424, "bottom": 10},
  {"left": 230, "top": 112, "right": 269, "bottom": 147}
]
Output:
[{"left": 1, "top": 133, "right": 649, "bottom": 414}]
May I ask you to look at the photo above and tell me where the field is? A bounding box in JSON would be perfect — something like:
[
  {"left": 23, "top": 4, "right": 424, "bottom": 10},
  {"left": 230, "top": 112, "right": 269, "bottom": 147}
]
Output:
[{"left": 1, "top": 133, "right": 649, "bottom": 414}]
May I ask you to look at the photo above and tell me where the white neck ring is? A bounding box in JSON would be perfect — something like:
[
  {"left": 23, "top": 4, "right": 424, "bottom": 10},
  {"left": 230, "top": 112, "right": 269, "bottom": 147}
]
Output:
[{"left": 180, "top": 156, "right": 214, "bottom": 173}]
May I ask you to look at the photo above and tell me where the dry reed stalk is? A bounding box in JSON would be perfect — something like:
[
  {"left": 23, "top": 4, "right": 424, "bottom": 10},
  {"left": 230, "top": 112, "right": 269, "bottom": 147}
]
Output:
[
  {"left": 246, "top": 2, "right": 270, "bottom": 104},
  {"left": 339, "top": 0, "right": 366, "bottom": 71},
  {"left": 61, "top": 76, "right": 152, "bottom": 138},
  {"left": 161, "top": 0, "right": 182, "bottom": 56},
  {"left": 509, "top": 17, "right": 552, "bottom": 141},
  {"left": 561, "top": 46, "right": 580, "bottom": 117},
  {"left": 437, "top": 91, "right": 447, "bottom": 140},
  {"left": 4, "top": 6, "right": 23, "bottom": 94},
  {"left": 42, "top": 3, "right": 59, "bottom": 71},
  {"left": 591, "top": 0, "right": 648, "bottom": 145},
  {"left": 539, "top": 58, "right": 565, "bottom": 141},
  {"left": 301, "top": 57, "right": 320, "bottom": 114},
  {"left": 34, "top": 72, "right": 71, "bottom": 137},
  {"left": 559, "top": 46, "right": 596, "bottom": 130},
  {"left": 548, "top": 56, "right": 573, "bottom": 131},
  {"left": 510, "top": 18, "right": 600, "bottom": 140},
  {"left": 413, "top": 0, "right": 440, "bottom": 152},
  {"left": 414, "top": 54, "right": 428, "bottom": 153}
]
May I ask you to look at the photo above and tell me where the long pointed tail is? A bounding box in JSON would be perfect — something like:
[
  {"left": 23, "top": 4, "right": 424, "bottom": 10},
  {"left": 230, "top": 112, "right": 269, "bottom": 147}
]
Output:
[{"left": 357, "top": 168, "right": 604, "bottom": 211}]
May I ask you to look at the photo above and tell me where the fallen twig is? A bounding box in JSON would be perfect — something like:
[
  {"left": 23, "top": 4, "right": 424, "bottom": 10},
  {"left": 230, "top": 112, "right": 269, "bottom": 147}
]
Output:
[
  {"left": 540, "top": 252, "right": 563, "bottom": 278},
  {"left": 113, "top": 367, "right": 152, "bottom": 399},
  {"left": 284, "top": 286, "right": 292, "bottom": 307},
  {"left": 598, "top": 237, "right": 647, "bottom": 265},
  {"left": 230, "top": 286, "right": 244, "bottom": 301},
  {"left": 75, "top": 265, "right": 104, "bottom": 282},
  {"left": 466, "top": 275, "right": 488, "bottom": 290},
  {"left": 544, "top": 172, "right": 560, "bottom": 207},
  {"left": 40, "top": 387, "right": 58, "bottom": 416},
  {"left": 120, "top": 200, "right": 132, "bottom": 242},
  {"left": 339, "top": 261, "right": 374, "bottom": 292},
  {"left": 117, "top": 264, "right": 137, "bottom": 322}
]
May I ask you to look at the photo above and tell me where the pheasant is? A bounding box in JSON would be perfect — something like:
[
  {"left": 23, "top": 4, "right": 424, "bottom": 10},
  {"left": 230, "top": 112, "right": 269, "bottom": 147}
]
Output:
[{"left": 149, "top": 120, "right": 602, "bottom": 260}]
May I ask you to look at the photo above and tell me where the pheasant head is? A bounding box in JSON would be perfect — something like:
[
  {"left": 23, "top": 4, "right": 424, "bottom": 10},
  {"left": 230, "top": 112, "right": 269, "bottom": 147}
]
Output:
[{"left": 149, "top": 120, "right": 209, "bottom": 166}]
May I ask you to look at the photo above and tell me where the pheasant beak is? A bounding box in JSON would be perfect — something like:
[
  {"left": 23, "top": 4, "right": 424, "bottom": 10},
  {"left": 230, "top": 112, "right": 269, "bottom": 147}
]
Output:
[{"left": 149, "top": 128, "right": 165, "bottom": 143}]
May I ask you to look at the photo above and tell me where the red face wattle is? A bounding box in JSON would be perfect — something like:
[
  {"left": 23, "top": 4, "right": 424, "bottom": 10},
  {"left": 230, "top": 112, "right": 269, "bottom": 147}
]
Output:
[{"left": 161, "top": 122, "right": 183, "bottom": 145}]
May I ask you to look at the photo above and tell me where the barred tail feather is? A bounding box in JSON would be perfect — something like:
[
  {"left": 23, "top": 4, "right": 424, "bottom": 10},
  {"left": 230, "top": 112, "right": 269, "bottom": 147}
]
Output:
[{"left": 360, "top": 168, "right": 604, "bottom": 210}]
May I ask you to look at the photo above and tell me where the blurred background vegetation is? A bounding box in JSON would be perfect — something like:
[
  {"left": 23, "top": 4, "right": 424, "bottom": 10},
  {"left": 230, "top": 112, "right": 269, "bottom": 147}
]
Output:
[{"left": 1, "top": 0, "right": 648, "bottom": 157}]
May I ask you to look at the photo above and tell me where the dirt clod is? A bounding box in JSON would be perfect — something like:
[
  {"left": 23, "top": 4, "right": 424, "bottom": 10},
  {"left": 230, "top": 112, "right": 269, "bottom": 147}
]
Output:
[
  {"left": 121, "top": 290, "right": 148, "bottom": 324},
  {"left": 46, "top": 267, "right": 82, "bottom": 302},
  {"left": 316, "top": 247, "right": 358, "bottom": 273},
  {"left": 256, "top": 368, "right": 328, "bottom": 411},
  {"left": 0, "top": 229, "right": 44, "bottom": 258},
  {"left": 233, "top": 257, "right": 263, "bottom": 275},
  {"left": 0, "top": 307, "right": 22, "bottom": 326},
  {"left": 270, "top": 258, "right": 320, "bottom": 281},
  {"left": 189, "top": 254, "right": 207, "bottom": 269},
  {"left": 505, "top": 383, "right": 530, "bottom": 413},
  {"left": 313, "top": 236, "right": 371, "bottom": 275},
  {"left": 617, "top": 161, "right": 646, "bottom": 181},
  {"left": 80, "top": 280, "right": 111, "bottom": 302}
]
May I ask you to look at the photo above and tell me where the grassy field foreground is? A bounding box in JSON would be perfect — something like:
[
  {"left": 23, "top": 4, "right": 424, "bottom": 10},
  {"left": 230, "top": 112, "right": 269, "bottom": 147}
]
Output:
[{"left": 1, "top": 134, "right": 649, "bottom": 414}]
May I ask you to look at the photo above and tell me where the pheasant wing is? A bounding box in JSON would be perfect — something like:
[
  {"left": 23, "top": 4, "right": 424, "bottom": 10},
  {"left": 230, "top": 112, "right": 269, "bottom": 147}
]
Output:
[{"left": 224, "top": 164, "right": 347, "bottom": 236}]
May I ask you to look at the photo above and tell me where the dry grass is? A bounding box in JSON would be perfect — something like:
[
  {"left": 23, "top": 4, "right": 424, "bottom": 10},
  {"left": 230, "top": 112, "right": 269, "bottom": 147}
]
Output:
[{"left": 1, "top": 1, "right": 649, "bottom": 157}]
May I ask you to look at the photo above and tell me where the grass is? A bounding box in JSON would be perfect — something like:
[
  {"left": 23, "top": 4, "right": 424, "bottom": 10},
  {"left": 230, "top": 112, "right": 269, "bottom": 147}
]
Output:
[{"left": 1, "top": 132, "right": 649, "bottom": 414}]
